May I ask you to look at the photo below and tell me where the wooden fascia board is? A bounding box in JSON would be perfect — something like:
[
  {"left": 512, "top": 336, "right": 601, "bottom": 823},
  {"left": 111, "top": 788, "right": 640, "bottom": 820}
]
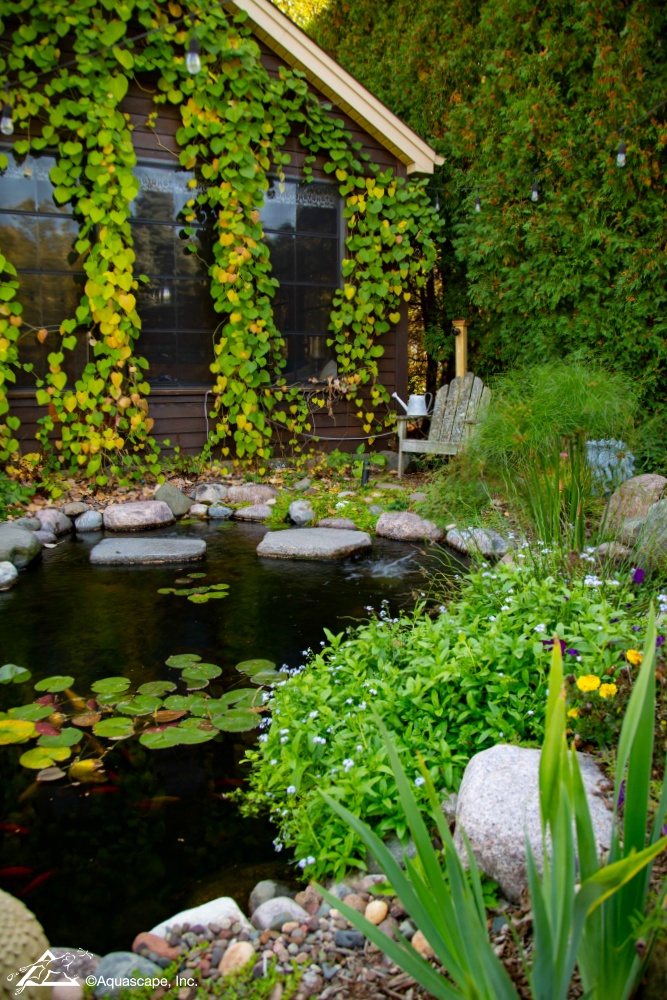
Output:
[{"left": 230, "top": 0, "right": 444, "bottom": 175}]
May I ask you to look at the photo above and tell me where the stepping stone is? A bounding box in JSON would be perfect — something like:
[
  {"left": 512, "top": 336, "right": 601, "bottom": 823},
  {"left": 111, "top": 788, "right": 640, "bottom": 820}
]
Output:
[
  {"left": 103, "top": 501, "right": 175, "bottom": 531},
  {"left": 90, "top": 538, "right": 206, "bottom": 565},
  {"left": 257, "top": 528, "right": 371, "bottom": 560},
  {"left": 233, "top": 504, "right": 272, "bottom": 522},
  {"left": 376, "top": 511, "right": 443, "bottom": 543}
]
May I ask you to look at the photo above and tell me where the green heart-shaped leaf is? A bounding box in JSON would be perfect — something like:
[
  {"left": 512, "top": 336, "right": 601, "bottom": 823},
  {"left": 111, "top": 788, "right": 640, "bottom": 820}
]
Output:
[
  {"left": 115, "top": 695, "right": 163, "bottom": 716},
  {"left": 91, "top": 677, "right": 132, "bottom": 695},
  {"left": 0, "top": 663, "right": 32, "bottom": 685},
  {"left": 137, "top": 681, "right": 177, "bottom": 697},
  {"left": 165, "top": 653, "right": 202, "bottom": 669},
  {"left": 38, "top": 728, "right": 82, "bottom": 748},
  {"left": 211, "top": 710, "right": 261, "bottom": 732},
  {"left": 93, "top": 717, "right": 135, "bottom": 738},
  {"left": 34, "top": 675, "right": 75, "bottom": 693}
]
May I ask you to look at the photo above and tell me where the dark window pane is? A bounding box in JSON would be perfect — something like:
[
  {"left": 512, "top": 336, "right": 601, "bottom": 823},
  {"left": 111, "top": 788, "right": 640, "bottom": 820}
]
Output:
[
  {"left": 35, "top": 157, "right": 70, "bottom": 214},
  {"left": 136, "top": 279, "right": 176, "bottom": 329},
  {"left": 296, "top": 286, "right": 336, "bottom": 335},
  {"left": 261, "top": 181, "right": 296, "bottom": 233},
  {"left": 38, "top": 216, "right": 81, "bottom": 271},
  {"left": 0, "top": 214, "right": 38, "bottom": 269},
  {"left": 176, "top": 279, "right": 217, "bottom": 331},
  {"left": 40, "top": 273, "right": 85, "bottom": 328},
  {"left": 0, "top": 157, "right": 36, "bottom": 211},
  {"left": 280, "top": 333, "right": 333, "bottom": 380},
  {"left": 132, "top": 167, "right": 178, "bottom": 221},
  {"left": 14, "top": 272, "right": 42, "bottom": 328},
  {"left": 175, "top": 229, "right": 211, "bottom": 278},
  {"left": 271, "top": 285, "right": 295, "bottom": 333},
  {"left": 132, "top": 222, "right": 176, "bottom": 276},
  {"left": 297, "top": 183, "right": 338, "bottom": 234},
  {"left": 265, "top": 233, "right": 295, "bottom": 283},
  {"left": 296, "top": 236, "right": 338, "bottom": 284}
]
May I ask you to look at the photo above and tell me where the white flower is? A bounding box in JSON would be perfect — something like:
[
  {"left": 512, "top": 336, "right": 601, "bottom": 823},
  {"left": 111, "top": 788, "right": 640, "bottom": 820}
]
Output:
[
  {"left": 534, "top": 623, "right": 547, "bottom": 633},
  {"left": 297, "top": 858, "right": 308, "bottom": 869},
  {"left": 489, "top": 615, "right": 496, "bottom": 622},
  {"left": 526, "top": 710, "right": 534, "bottom": 716},
  {"left": 286, "top": 785, "right": 296, "bottom": 794},
  {"left": 280, "top": 736, "right": 288, "bottom": 744},
  {"left": 270, "top": 759, "right": 278, "bottom": 765},
  {"left": 501, "top": 605, "right": 510, "bottom": 611},
  {"left": 343, "top": 758, "right": 354, "bottom": 771},
  {"left": 498, "top": 731, "right": 504, "bottom": 737},
  {"left": 313, "top": 736, "right": 326, "bottom": 744},
  {"left": 309, "top": 711, "right": 319, "bottom": 719},
  {"left": 359, "top": 701, "right": 367, "bottom": 710},
  {"left": 414, "top": 776, "right": 426, "bottom": 787},
  {"left": 279, "top": 728, "right": 289, "bottom": 735},
  {"left": 258, "top": 734, "right": 268, "bottom": 742},
  {"left": 346, "top": 698, "right": 353, "bottom": 705},
  {"left": 498, "top": 672, "right": 504, "bottom": 677},
  {"left": 369, "top": 688, "right": 378, "bottom": 695},
  {"left": 273, "top": 839, "right": 283, "bottom": 852},
  {"left": 356, "top": 745, "right": 363, "bottom": 752}
]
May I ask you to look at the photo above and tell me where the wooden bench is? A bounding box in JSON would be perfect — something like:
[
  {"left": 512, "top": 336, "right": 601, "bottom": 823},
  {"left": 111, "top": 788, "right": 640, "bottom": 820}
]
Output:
[{"left": 396, "top": 372, "right": 490, "bottom": 477}]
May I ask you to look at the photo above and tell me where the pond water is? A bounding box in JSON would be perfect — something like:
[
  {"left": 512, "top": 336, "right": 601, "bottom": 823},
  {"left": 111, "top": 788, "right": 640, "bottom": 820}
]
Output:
[{"left": 0, "top": 521, "right": 446, "bottom": 953}]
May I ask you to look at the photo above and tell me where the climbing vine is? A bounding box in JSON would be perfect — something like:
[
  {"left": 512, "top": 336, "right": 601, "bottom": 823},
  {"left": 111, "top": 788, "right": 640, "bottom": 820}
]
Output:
[{"left": 0, "top": 0, "right": 440, "bottom": 477}]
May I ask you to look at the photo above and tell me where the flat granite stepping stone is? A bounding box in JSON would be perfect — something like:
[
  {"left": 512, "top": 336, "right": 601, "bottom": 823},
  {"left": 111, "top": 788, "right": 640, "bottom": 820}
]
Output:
[
  {"left": 103, "top": 501, "right": 175, "bottom": 531},
  {"left": 90, "top": 538, "right": 206, "bottom": 565},
  {"left": 257, "top": 528, "right": 371, "bottom": 560}
]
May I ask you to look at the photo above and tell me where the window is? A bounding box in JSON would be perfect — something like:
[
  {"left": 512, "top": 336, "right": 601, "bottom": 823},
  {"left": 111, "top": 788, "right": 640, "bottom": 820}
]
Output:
[
  {"left": 0, "top": 153, "right": 87, "bottom": 386},
  {"left": 131, "top": 164, "right": 218, "bottom": 387},
  {"left": 262, "top": 178, "right": 340, "bottom": 381}
]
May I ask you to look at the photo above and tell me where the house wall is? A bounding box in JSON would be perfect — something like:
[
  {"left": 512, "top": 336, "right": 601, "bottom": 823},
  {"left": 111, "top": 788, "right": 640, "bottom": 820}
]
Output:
[{"left": 6, "top": 36, "right": 409, "bottom": 457}]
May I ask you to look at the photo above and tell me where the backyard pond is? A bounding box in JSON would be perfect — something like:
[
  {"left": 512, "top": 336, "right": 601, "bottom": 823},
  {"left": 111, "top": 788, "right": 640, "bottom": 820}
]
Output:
[{"left": 0, "top": 520, "right": 447, "bottom": 953}]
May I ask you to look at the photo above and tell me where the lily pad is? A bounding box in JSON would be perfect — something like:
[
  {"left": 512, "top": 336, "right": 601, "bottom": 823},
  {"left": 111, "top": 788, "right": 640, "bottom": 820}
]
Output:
[
  {"left": 163, "top": 694, "right": 197, "bottom": 711},
  {"left": 8, "top": 704, "right": 54, "bottom": 722},
  {"left": 249, "top": 670, "right": 287, "bottom": 686},
  {"left": 72, "top": 713, "right": 102, "bottom": 728},
  {"left": 165, "top": 653, "right": 202, "bottom": 669},
  {"left": 0, "top": 663, "right": 32, "bottom": 685},
  {"left": 38, "top": 729, "right": 82, "bottom": 748},
  {"left": 92, "top": 717, "right": 135, "bottom": 738},
  {"left": 115, "top": 695, "right": 163, "bottom": 717},
  {"left": 235, "top": 658, "right": 277, "bottom": 676},
  {"left": 179, "top": 717, "right": 217, "bottom": 732},
  {"left": 91, "top": 677, "right": 132, "bottom": 695},
  {"left": 154, "top": 709, "right": 187, "bottom": 723},
  {"left": 212, "top": 688, "right": 261, "bottom": 711},
  {"left": 211, "top": 709, "right": 261, "bottom": 732},
  {"left": 187, "top": 572, "right": 207, "bottom": 579},
  {"left": 137, "top": 681, "right": 177, "bottom": 697},
  {"left": 34, "top": 675, "right": 75, "bottom": 693},
  {"left": 182, "top": 663, "right": 222, "bottom": 681},
  {"left": 188, "top": 592, "right": 228, "bottom": 603},
  {"left": 20, "top": 746, "right": 71, "bottom": 769},
  {"left": 68, "top": 759, "right": 108, "bottom": 783},
  {"left": 36, "top": 766, "right": 66, "bottom": 782},
  {"left": 0, "top": 718, "right": 36, "bottom": 744},
  {"left": 139, "top": 725, "right": 217, "bottom": 749}
]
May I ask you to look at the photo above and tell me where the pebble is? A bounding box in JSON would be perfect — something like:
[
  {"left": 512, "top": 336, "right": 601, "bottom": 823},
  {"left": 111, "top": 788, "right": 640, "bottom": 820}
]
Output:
[
  {"left": 364, "top": 899, "right": 388, "bottom": 925},
  {"left": 411, "top": 929, "right": 434, "bottom": 958},
  {"left": 219, "top": 941, "right": 256, "bottom": 974},
  {"left": 333, "top": 930, "right": 365, "bottom": 949}
]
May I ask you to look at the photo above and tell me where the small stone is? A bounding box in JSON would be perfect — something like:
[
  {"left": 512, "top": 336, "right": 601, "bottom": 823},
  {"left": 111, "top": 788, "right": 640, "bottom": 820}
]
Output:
[
  {"left": 333, "top": 930, "right": 365, "bottom": 949},
  {"left": 208, "top": 505, "right": 233, "bottom": 519},
  {"left": 155, "top": 483, "right": 193, "bottom": 518},
  {"left": 342, "top": 894, "right": 366, "bottom": 914},
  {"left": 411, "top": 930, "right": 434, "bottom": 958},
  {"left": 251, "top": 898, "right": 309, "bottom": 931},
  {"left": 398, "top": 919, "right": 416, "bottom": 940},
  {"left": 189, "top": 504, "right": 208, "bottom": 517},
  {"left": 315, "top": 517, "right": 358, "bottom": 531},
  {"left": 34, "top": 529, "right": 58, "bottom": 545},
  {"left": 409, "top": 492, "right": 427, "bottom": 503},
  {"left": 281, "top": 921, "right": 300, "bottom": 934},
  {"left": 377, "top": 918, "right": 396, "bottom": 939},
  {"left": 326, "top": 883, "right": 352, "bottom": 900},
  {"left": 132, "top": 932, "right": 180, "bottom": 961},
  {"left": 0, "top": 560, "right": 18, "bottom": 590},
  {"left": 227, "top": 484, "right": 277, "bottom": 504},
  {"left": 36, "top": 508, "right": 73, "bottom": 536},
  {"left": 294, "top": 885, "right": 322, "bottom": 915},
  {"left": 11, "top": 517, "right": 41, "bottom": 530},
  {"left": 191, "top": 484, "right": 229, "bottom": 505},
  {"left": 233, "top": 503, "right": 273, "bottom": 522},
  {"left": 61, "top": 501, "right": 90, "bottom": 517},
  {"left": 74, "top": 510, "right": 103, "bottom": 533},
  {"left": 368, "top": 505, "right": 384, "bottom": 515},
  {"left": 376, "top": 511, "right": 443, "bottom": 543},
  {"left": 364, "top": 900, "right": 388, "bottom": 925},
  {"left": 293, "top": 478, "right": 312, "bottom": 492},
  {"left": 0, "top": 524, "right": 42, "bottom": 569},
  {"left": 288, "top": 500, "right": 316, "bottom": 525},
  {"left": 52, "top": 983, "right": 83, "bottom": 1000}
]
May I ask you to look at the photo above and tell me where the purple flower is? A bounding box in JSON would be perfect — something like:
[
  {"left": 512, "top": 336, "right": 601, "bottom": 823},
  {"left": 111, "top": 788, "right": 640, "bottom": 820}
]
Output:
[
  {"left": 566, "top": 648, "right": 580, "bottom": 656},
  {"left": 657, "top": 636, "right": 666, "bottom": 648},
  {"left": 610, "top": 617, "right": 620, "bottom": 624},
  {"left": 626, "top": 602, "right": 634, "bottom": 609},
  {"left": 617, "top": 779, "right": 626, "bottom": 809},
  {"left": 632, "top": 625, "right": 642, "bottom": 632},
  {"left": 631, "top": 567, "right": 645, "bottom": 585}
]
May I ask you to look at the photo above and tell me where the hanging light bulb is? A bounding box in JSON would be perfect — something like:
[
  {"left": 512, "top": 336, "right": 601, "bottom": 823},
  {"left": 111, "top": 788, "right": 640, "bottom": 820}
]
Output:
[
  {"left": 616, "top": 137, "right": 626, "bottom": 167},
  {"left": 475, "top": 192, "right": 481, "bottom": 213},
  {"left": 0, "top": 102, "right": 14, "bottom": 137},
  {"left": 434, "top": 193, "right": 440, "bottom": 211},
  {"left": 531, "top": 173, "right": 539, "bottom": 203},
  {"left": 186, "top": 36, "right": 201, "bottom": 75}
]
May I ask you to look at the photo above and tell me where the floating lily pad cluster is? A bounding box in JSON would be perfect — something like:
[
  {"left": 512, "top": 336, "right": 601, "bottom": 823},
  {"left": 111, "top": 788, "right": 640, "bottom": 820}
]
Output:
[
  {"left": 157, "top": 573, "right": 231, "bottom": 604},
  {"left": 0, "top": 654, "right": 286, "bottom": 778}
]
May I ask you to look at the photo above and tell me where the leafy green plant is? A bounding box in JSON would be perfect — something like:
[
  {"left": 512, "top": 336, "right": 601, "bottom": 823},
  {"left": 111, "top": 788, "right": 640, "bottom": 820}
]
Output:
[
  {"left": 240, "top": 555, "right": 654, "bottom": 878},
  {"left": 0, "top": 471, "right": 36, "bottom": 520},
  {"left": 317, "top": 635, "right": 667, "bottom": 1000}
]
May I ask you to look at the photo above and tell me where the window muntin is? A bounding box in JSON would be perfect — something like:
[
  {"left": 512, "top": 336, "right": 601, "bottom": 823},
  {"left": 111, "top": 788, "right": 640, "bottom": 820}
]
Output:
[{"left": 0, "top": 153, "right": 87, "bottom": 385}]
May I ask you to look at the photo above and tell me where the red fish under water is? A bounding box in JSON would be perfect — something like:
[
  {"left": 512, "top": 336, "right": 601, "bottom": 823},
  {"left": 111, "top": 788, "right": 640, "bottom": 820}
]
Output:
[
  {"left": 0, "top": 866, "right": 33, "bottom": 879},
  {"left": 0, "top": 823, "right": 29, "bottom": 835},
  {"left": 20, "top": 870, "right": 56, "bottom": 895}
]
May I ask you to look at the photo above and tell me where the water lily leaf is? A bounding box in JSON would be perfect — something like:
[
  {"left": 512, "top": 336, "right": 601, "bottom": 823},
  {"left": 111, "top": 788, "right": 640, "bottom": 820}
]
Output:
[
  {"left": 235, "top": 659, "right": 277, "bottom": 676},
  {"left": 92, "top": 717, "right": 135, "bottom": 738},
  {"left": 182, "top": 664, "right": 222, "bottom": 681},
  {"left": 170, "top": 726, "right": 217, "bottom": 744},
  {"left": 187, "top": 572, "right": 207, "bottom": 579},
  {"left": 115, "top": 695, "right": 163, "bottom": 716},
  {"left": 165, "top": 653, "right": 201, "bottom": 669},
  {"left": 34, "top": 675, "right": 75, "bottom": 693},
  {"left": 68, "top": 759, "right": 108, "bottom": 783},
  {"left": 95, "top": 692, "right": 127, "bottom": 706},
  {"left": 138, "top": 728, "right": 179, "bottom": 749},
  {"left": 154, "top": 709, "right": 187, "bottom": 723},
  {"left": 35, "top": 722, "right": 61, "bottom": 737},
  {"left": 139, "top": 725, "right": 216, "bottom": 748},
  {"left": 91, "top": 677, "right": 132, "bottom": 695},
  {"left": 163, "top": 694, "right": 197, "bottom": 711},
  {"left": 137, "top": 681, "right": 177, "bottom": 697},
  {"left": 38, "top": 729, "right": 82, "bottom": 748},
  {"left": 20, "top": 747, "right": 70, "bottom": 769},
  {"left": 211, "top": 710, "right": 261, "bottom": 732},
  {"left": 211, "top": 583, "right": 230, "bottom": 591},
  {"left": 0, "top": 718, "right": 36, "bottom": 744},
  {"left": 36, "top": 766, "right": 66, "bottom": 782},
  {"left": 72, "top": 713, "right": 101, "bottom": 728},
  {"left": 157, "top": 588, "right": 176, "bottom": 595},
  {"left": 8, "top": 704, "right": 54, "bottom": 722},
  {"left": 0, "top": 663, "right": 32, "bottom": 685},
  {"left": 179, "top": 717, "right": 217, "bottom": 732},
  {"left": 250, "top": 670, "right": 287, "bottom": 686},
  {"left": 213, "top": 688, "right": 261, "bottom": 711}
]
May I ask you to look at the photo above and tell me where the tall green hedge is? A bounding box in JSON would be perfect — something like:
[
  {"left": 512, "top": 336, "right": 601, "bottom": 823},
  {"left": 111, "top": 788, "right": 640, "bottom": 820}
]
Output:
[{"left": 312, "top": 0, "right": 667, "bottom": 412}]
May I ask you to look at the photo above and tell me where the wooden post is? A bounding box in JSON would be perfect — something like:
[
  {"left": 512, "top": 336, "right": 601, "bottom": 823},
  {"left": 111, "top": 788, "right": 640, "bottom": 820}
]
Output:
[{"left": 452, "top": 318, "right": 469, "bottom": 379}]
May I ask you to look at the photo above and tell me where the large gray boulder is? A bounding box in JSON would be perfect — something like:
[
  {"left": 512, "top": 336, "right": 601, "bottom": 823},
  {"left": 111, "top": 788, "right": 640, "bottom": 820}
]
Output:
[
  {"left": 36, "top": 508, "right": 72, "bottom": 536},
  {"left": 0, "top": 560, "right": 18, "bottom": 590},
  {"left": 227, "top": 484, "right": 277, "bottom": 504},
  {"left": 102, "top": 501, "right": 175, "bottom": 531},
  {"left": 0, "top": 524, "right": 42, "bottom": 568},
  {"left": 232, "top": 504, "right": 272, "bottom": 522},
  {"left": 288, "top": 500, "right": 315, "bottom": 525},
  {"left": 74, "top": 510, "right": 103, "bottom": 533},
  {"left": 635, "top": 499, "right": 667, "bottom": 568},
  {"left": 150, "top": 897, "right": 249, "bottom": 938},
  {"left": 154, "top": 483, "right": 192, "bottom": 517},
  {"left": 375, "top": 511, "right": 443, "bottom": 543},
  {"left": 191, "top": 483, "right": 229, "bottom": 505},
  {"left": 453, "top": 744, "right": 613, "bottom": 902},
  {"left": 257, "top": 528, "right": 372, "bottom": 560},
  {"left": 605, "top": 474, "right": 667, "bottom": 528},
  {"left": 446, "top": 527, "right": 508, "bottom": 559},
  {"left": 90, "top": 538, "right": 206, "bottom": 565}
]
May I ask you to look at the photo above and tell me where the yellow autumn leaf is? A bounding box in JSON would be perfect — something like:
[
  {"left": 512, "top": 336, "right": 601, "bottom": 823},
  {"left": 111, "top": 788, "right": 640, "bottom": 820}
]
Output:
[
  {"left": 118, "top": 293, "right": 136, "bottom": 313},
  {"left": 344, "top": 285, "right": 356, "bottom": 300},
  {"left": 68, "top": 759, "right": 108, "bottom": 784}
]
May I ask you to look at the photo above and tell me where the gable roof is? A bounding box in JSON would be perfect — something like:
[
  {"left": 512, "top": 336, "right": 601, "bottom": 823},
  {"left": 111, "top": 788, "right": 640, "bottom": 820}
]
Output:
[{"left": 231, "top": 0, "right": 444, "bottom": 175}]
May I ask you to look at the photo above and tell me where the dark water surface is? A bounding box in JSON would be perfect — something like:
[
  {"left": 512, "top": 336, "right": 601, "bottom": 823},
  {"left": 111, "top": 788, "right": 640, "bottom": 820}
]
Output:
[{"left": 0, "top": 522, "right": 435, "bottom": 952}]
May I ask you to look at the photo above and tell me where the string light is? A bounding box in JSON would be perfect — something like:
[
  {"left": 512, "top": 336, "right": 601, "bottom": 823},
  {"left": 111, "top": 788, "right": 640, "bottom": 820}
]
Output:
[
  {"left": 0, "top": 102, "right": 13, "bottom": 137},
  {"left": 616, "top": 135, "right": 626, "bottom": 168},
  {"left": 186, "top": 35, "right": 202, "bottom": 75},
  {"left": 475, "top": 191, "right": 481, "bottom": 213},
  {"left": 531, "top": 172, "right": 539, "bottom": 203}
]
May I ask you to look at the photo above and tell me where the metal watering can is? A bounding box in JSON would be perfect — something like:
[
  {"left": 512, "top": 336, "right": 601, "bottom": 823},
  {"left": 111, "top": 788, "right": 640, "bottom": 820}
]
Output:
[{"left": 391, "top": 392, "right": 433, "bottom": 418}]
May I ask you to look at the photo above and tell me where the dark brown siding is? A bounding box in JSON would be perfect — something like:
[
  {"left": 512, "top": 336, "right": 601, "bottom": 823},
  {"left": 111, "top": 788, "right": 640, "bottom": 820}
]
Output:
[{"left": 6, "top": 26, "right": 409, "bottom": 455}]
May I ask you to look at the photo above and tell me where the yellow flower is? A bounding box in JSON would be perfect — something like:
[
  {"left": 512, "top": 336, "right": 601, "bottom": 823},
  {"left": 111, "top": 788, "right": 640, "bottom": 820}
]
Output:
[
  {"left": 626, "top": 650, "right": 643, "bottom": 666},
  {"left": 567, "top": 708, "right": 580, "bottom": 719},
  {"left": 599, "top": 683, "right": 618, "bottom": 699},
  {"left": 576, "top": 674, "right": 601, "bottom": 693}
]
